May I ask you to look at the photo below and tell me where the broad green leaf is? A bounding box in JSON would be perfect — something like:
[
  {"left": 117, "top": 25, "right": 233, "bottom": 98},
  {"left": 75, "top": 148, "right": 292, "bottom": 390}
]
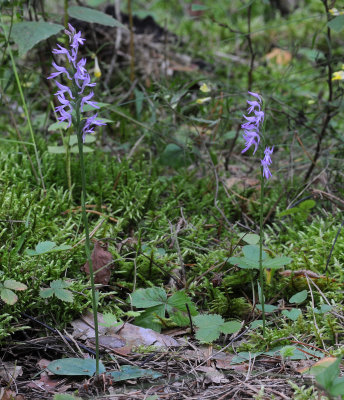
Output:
[
  {"left": 256, "top": 304, "right": 278, "bottom": 313},
  {"left": 330, "top": 376, "right": 344, "bottom": 396},
  {"left": 0, "top": 288, "right": 18, "bottom": 305},
  {"left": 282, "top": 308, "right": 301, "bottom": 321},
  {"left": 314, "top": 304, "right": 332, "bottom": 314},
  {"left": 160, "top": 144, "right": 190, "bottom": 169},
  {"left": 48, "top": 122, "right": 69, "bottom": 131},
  {"left": 167, "top": 291, "right": 197, "bottom": 314},
  {"left": 223, "top": 130, "right": 236, "bottom": 140},
  {"left": 82, "top": 102, "right": 110, "bottom": 112},
  {"left": 289, "top": 290, "right": 308, "bottom": 304},
  {"left": 48, "top": 146, "right": 66, "bottom": 154},
  {"left": 69, "top": 134, "right": 96, "bottom": 146},
  {"left": 68, "top": 6, "right": 126, "bottom": 29},
  {"left": 193, "top": 314, "right": 224, "bottom": 327},
  {"left": 133, "top": 304, "right": 165, "bottom": 332},
  {"left": 328, "top": 15, "right": 344, "bottom": 32},
  {"left": 47, "top": 358, "right": 105, "bottom": 376},
  {"left": 35, "top": 241, "right": 56, "bottom": 254},
  {"left": 228, "top": 256, "right": 260, "bottom": 270},
  {"left": 4, "top": 280, "right": 27, "bottom": 291},
  {"left": 70, "top": 145, "right": 94, "bottom": 153},
  {"left": 316, "top": 357, "right": 341, "bottom": 390},
  {"left": 131, "top": 287, "right": 167, "bottom": 308},
  {"left": 11, "top": 22, "right": 64, "bottom": 56},
  {"left": 240, "top": 233, "right": 260, "bottom": 245},
  {"left": 220, "top": 321, "right": 241, "bottom": 335},
  {"left": 242, "top": 245, "right": 266, "bottom": 262},
  {"left": 109, "top": 365, "right": 162, "bottom": 381},
  {"left": 280, "top": 345, "right": 296, "bottom": 358},
  {"left": 250, "top": 320, "right": 263, "bottom": 329},
  {"left": 263, "top": 256, "right": 292, "bottom": 269}
]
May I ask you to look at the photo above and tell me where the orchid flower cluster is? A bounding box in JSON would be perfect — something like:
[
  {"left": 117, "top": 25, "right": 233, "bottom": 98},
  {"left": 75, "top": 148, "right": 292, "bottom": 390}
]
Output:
[
  {"left": 241, "top": 91, "right": 273, "bottom": 179},
  {"left": 47, "top": 24, "right": 106, "bottom": 141}
]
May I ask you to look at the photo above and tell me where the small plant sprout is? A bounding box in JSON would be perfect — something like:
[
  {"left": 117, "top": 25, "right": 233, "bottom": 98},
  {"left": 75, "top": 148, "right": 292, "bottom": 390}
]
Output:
[
  {"left": 241, "top": 91, "right": 272, "bottom": 337},
  {"left": 47, "top": 23, "right": 106, "bottom": 375}
]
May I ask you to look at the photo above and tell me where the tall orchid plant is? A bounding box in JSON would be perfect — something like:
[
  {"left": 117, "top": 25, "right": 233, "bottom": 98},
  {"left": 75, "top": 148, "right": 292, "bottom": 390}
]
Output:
[
  {"left": 241, "top": 91, "right": 273, "bottom": 336},
  {"left": 48, "top": 24, "right": 105, "bottom": 374}
]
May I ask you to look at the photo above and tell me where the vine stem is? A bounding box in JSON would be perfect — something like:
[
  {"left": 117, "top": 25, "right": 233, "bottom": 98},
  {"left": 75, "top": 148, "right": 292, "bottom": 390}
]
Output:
[
  {"left": 259, "top": 165, "right": 266, "bottom": 337},
  {"left": 76, "top": 117, "right": 100, "bottom": 375}
]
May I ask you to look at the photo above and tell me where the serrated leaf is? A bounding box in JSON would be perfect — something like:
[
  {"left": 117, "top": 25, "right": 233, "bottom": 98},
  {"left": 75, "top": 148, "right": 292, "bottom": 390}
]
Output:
[
  {"left": 40, "top": 288, "right": 54, "bottom": 298},
  {"left": 193, "top": 314, "right": 223, "bottom": 343},
  {"left": 220, "top": 321, "right": 241, "bottom": 335},
  {"left": 47, "top": 358, "right": 105, "bottom": 376},
  {"left": 289, "top": 290, "right": 308, "bottom": 304},
  {"left": 4, "top": 280, "right": 27, "bottom": 291},
  {"left": 131, "top": 287, "right": 167, "bottom": 308},
  {"left": 50, "top": 280, "right": 70, "bottom": 290},
  {"left": 133, "top": 304, "right": 165, "bottom": 332},
  {"left": 328, "top": 15, "right": 344, "bottom": 32},
  {"left": 282, "top": 308, "right": 301, "bottom": 321},
  {"left": 101, "top": 313, "right": 119, "bottom": 327},
  {"left": 68, "top": 6, "right": 126, "bottom": 29},
  {"left": 0, "top": 288, "right": 18, "bottom": 305},
  {"left": 11, "top": 22, "right": 64, "bottom": 56},
  {"left": 167, "top": 291, "right": 197, "bottom": 314},
  {"left": 54, "top": 288, "right": 74, "bottom": 302}
]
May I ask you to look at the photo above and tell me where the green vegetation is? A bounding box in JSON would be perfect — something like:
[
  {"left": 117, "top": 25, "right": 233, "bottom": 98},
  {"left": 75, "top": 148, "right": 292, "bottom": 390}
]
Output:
[{"left": 1, "top": 0, "right": 344, "bottom": 398}]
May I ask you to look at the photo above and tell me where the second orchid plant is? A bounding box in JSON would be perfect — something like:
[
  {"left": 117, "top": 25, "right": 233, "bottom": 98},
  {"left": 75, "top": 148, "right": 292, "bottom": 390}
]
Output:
[{"left": 48, "top": 24, "right": 105, "bottom": 374}]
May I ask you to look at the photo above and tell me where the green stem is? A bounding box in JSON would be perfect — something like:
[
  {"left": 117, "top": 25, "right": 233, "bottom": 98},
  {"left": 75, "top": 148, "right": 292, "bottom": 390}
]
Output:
[
  {"left": 259, "top": 166, "right": 266, "bottom": 337},
  {"left": 76, "top": 114, "right": 100, "bottom": 375}
]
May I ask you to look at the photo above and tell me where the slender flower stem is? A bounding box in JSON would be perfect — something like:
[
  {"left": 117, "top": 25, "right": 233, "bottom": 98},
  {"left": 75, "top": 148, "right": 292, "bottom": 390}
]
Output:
[
  {"left": 76, "top": 122, "right": 100, "bottom": 375},
  {"left": 259, "top": 166, "right": 266, "bottom": 337}
]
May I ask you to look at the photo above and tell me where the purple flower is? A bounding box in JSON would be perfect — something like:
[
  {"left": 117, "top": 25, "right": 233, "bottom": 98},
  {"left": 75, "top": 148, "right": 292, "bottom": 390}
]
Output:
[
  {"left": 261, "top": 147, "right": 274, "bottom": 180},
  {"left": 241, "top": 91, "right": 264, "bottom": 154},
  {"left": 241, "top": 92, "right": 273, "bottom": 179},
  {"left": 48, "top": 24, "right": 106, "bottom": 142},
  {"left": 81, "top": 91, "right": 99, "bottom": 111},
  {"left": 82, "top": 113, "right": 106, "bottom": 141}
]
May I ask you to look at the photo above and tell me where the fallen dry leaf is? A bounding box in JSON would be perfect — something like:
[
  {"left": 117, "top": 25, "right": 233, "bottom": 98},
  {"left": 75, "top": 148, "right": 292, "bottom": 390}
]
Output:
[
  {"left": 266, "top": 47, "right": 292, "bottom": 66},
  {"left": 196, "top": 366, "right": 229, "bottom": 384},
  {"left": 71, "top": 311, "right": 180, "bottom": 349},
  {"left": 297, "top": 356, "right": 337, "bottom": 374},
  {"left": 0, "top": 388, "right": 25, "bottom": 400},
  {"left": 82, "top": 241, "right": 113, "bottom": 285},
  {"left": 0, "top": 362, "right": 23, "bottom": 382},
  {"left": 280, "top": 269, "right": 327, "bottom": 279}
]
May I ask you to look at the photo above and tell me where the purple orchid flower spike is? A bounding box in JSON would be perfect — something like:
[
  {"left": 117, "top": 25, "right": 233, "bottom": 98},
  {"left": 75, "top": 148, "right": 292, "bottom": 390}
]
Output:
[
  {"left": 241, "top": 92, "right": 273, "bottom": 179},
  {"left": 47, "top": 24, "right": 106, "bottom": 142}
]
